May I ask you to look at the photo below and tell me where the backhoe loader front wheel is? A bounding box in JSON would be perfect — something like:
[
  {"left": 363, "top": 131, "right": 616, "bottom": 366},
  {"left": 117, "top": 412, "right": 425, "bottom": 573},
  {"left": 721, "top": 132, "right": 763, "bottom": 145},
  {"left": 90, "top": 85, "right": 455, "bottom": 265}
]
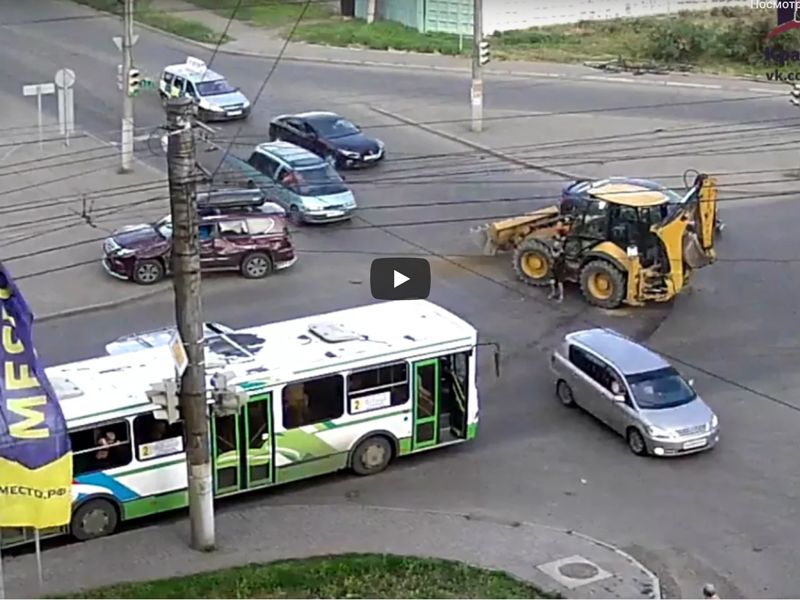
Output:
[
  {"left": 580, "top": 260, "right": 626, "bottom": 309},
  {"left": 513, "top": 238, "right": 552, "bottom": 286}
]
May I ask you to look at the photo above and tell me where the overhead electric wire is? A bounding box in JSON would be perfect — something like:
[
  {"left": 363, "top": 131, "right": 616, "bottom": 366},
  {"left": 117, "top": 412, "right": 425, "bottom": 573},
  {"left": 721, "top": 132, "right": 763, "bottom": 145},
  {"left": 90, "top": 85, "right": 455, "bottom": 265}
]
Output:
[
  {"left": 3, "top": 111, "right": 793, "bottom": 183},
  {"left": 210, "top": 0, "right": 315, "bottom": 180},
  {"left": 6, "top": 182, "right": 800, "bottom": 264}
]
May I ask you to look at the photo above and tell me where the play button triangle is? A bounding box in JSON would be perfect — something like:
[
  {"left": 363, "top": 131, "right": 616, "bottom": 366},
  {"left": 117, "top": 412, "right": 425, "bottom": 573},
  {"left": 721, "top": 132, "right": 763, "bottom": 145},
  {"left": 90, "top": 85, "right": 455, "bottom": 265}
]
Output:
[{"left": 393, "top": 270, "right": 410, "bottom": 288}]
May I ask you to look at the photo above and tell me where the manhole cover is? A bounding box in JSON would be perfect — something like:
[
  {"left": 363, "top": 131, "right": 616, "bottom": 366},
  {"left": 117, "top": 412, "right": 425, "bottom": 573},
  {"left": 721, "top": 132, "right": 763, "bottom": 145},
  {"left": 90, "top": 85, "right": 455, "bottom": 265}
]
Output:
[
  {"left": 558, "top": 561, "right": 599, "bottom": 580},
  {"left": 536, "top": 555, "right": 612, "bottom": 589}
]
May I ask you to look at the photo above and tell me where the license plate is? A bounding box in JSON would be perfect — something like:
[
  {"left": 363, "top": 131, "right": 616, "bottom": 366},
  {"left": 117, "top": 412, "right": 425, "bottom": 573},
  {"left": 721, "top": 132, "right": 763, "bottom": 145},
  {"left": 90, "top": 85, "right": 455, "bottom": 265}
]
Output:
[
  {"left": 227, "top": 110, "right": 242, "bottom": 116},
  {"left": 325, "top": 211, "right": 344, "bottom": 218},
  {"left": 683, "top": 439, "right": 707, "bottom": 450},
  {"left": 364, "top": 154, "right": 378, "bottom": 161}
]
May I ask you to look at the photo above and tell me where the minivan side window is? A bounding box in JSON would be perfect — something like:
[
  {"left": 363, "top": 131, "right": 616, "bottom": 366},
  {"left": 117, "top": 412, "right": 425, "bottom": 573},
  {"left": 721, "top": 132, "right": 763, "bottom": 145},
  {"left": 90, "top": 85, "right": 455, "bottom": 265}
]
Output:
[
  {"left": 248, "top": 152, "right": 280, "bottom": 179},
  {"left": 568, "top": 345, "right": 616, "bottom": 392}
]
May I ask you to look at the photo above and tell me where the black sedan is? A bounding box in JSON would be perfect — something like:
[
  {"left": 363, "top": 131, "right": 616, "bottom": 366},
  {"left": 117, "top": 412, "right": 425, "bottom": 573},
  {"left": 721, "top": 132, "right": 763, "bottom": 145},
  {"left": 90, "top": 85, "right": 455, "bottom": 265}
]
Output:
[{"left": 268, "top": 111, "right": 385, "bottom": 169}]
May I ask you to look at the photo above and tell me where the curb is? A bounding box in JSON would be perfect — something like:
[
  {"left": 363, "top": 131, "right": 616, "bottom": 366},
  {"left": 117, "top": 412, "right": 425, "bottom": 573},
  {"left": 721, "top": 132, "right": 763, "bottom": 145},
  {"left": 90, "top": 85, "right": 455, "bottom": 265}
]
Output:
[
  {"left": 103, "top": 7, "right": 784, "bottom": 97},
  {"left": 369, "top": 104, "right": 583, "bottom": 180},
  {"left": 272, "top": 503, "right": 663, "bottom": 599},
  {"left": 38, "top": 286, "right": 170, "bottom": 322}
]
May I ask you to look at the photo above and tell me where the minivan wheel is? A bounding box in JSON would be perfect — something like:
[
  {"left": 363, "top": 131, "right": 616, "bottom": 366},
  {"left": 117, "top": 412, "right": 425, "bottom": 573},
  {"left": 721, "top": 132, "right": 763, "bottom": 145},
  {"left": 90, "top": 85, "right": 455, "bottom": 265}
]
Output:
[
  {"left": 241, "top": 253, "right": 273, "bottom": 279},
  {"left": 556, "top": 380, "right": 575, "bottom": 407},
  {"left": 626, "top": 428, "right": 648, "bottom": 456},
  {"left": 132, "top": 259, "right": 165, "bottom": 285}
]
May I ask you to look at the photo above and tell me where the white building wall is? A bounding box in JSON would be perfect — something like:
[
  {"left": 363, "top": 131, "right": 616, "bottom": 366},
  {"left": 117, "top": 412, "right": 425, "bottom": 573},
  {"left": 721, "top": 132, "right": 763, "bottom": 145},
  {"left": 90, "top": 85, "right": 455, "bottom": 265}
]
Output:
[{"left": 484, "top": 0, "right": 753, "bottom": 34}]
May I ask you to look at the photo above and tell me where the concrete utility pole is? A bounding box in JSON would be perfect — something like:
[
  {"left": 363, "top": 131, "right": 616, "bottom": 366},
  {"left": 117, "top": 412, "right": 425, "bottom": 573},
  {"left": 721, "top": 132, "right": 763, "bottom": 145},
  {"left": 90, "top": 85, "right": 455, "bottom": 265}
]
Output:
[
  {"left": 120, "top": 0, "right": 135, "bottom": 172},
  {"left": 366, "top": 0, "right": 376, "bottom": 23},
  {"left": 165, "top": 96, "right": 215, "bottom": 551},
  {"left": 470, "top": 0, "right": 483, "bottom": 132}
]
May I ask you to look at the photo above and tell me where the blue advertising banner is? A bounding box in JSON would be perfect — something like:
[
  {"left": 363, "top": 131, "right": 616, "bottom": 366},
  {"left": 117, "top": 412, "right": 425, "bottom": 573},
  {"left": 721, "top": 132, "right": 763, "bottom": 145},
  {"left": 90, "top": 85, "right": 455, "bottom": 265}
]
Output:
[{"left": 0, "top": 264, "right": 72, "bottom": 528}]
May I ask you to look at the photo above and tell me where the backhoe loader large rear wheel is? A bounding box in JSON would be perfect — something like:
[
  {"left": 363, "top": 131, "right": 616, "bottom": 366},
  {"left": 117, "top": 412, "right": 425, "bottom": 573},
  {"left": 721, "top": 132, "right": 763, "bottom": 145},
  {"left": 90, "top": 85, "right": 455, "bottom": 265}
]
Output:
[
  {"left": 513, "top": 238, "right": 552, "bottom": 286},
  {"left": 580, "top": 260, "right": 626, "bottom": 309}
]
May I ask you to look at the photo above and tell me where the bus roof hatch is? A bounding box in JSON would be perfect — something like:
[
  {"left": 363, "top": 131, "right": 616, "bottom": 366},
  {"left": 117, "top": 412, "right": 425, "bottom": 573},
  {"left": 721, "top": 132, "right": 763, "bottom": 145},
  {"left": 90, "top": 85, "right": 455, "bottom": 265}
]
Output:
[{"left": 307, "top": 323, "right": 364, "bottom": 343}]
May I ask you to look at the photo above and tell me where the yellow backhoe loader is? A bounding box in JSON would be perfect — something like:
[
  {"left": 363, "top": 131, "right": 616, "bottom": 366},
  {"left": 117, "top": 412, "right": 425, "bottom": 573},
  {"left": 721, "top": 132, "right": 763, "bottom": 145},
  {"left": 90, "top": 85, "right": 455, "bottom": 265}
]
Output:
[{"left": 470, "top": 173, "right": 718, "bottom": 309}]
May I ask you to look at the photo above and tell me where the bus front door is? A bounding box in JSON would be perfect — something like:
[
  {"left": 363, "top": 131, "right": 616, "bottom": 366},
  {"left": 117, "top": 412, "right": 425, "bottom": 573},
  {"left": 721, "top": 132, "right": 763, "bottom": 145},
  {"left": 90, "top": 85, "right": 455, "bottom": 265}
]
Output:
[
  {"left": 412, "top": 360, "right": 440, "bottom": 450},
  {"left": 211, "top": 392, "right": 275, "bottom": 495}
]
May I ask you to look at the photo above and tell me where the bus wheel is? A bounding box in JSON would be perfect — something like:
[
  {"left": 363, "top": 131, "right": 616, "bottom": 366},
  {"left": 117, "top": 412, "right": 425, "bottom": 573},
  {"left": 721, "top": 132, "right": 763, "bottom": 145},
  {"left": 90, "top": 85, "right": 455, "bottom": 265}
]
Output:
[
  {"left": 351, "top": 436, "right": 392, "bottom": 476},
  {"left": 71, "top": 499, "right": 119, "bottom": 541}
]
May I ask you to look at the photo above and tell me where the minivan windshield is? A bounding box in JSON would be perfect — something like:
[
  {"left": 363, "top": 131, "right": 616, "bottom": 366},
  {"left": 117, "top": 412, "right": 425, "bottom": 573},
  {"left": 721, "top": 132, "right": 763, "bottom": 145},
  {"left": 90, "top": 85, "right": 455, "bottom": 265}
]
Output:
[
  {"left": 627, "top": 367, "right": 696, "bottom": 410},
  {"left": 195, "top": 79, "right": 237, "bottom": 96},
  {"left": 292, "top": 164, "right": 347, "bottom": 196}
]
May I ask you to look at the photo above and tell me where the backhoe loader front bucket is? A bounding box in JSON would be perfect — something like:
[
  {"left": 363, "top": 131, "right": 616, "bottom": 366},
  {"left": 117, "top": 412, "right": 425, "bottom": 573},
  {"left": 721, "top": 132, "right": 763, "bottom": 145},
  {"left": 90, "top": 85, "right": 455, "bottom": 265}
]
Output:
[
  {"left": 470, "top": 206, "right": 562, "bottom": 256},
  {"left": 470, "top": 223, "right": 498, "bottom": 256}
]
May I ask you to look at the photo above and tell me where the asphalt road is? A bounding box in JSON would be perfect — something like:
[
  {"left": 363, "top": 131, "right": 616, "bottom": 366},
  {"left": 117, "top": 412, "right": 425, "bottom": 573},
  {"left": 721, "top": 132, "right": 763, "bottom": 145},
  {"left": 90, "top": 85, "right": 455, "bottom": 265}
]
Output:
[
  {"left": 4, "top": 1, "right": 800, "bottom": 598},
  {"left": 1, "top": 0, "right": 797, "bottom": 149}
]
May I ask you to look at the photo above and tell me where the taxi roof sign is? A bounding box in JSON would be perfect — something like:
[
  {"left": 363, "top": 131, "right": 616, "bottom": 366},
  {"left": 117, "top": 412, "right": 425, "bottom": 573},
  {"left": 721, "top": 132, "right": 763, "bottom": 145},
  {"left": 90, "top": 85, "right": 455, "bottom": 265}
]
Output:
[
  {"left": 169, "top": 331, "right": 188, "bottom": 377},
  {"left": 185, "top": 56, "right": 207, "bottom": 72}
]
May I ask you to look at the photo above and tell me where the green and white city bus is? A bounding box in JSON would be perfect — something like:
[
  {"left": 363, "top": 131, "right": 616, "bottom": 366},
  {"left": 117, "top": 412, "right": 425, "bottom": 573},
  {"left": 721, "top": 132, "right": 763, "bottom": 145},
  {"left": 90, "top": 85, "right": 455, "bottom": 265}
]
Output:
[{"left": 2, "top": 300, "right": 484, "bottom": 548}]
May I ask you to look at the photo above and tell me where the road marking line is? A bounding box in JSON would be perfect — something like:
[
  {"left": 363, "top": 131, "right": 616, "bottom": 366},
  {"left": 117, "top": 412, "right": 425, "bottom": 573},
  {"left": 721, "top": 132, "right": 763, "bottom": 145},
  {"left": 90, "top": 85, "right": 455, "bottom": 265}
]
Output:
[
  {"left": 747, "top": 86, "right": 785, "bottom": 94},
  {"left": 83, "top": 130, "right": 164, "bottom": 175},
  {"left": 664, "top": 80, "right": 722, "bottom": 89},
  {"left": 0, "top": 145, "right": 20, "bottom": 163}
]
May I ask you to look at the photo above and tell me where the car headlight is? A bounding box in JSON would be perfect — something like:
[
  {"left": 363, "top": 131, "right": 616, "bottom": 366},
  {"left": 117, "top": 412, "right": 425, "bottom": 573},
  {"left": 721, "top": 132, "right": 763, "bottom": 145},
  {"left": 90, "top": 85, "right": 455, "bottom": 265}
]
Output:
[
  {"left": 376, "top": 139, "right": 385, "bottom": 149},
  {"left": 114, "top": 248, "right": 134, "bottom": 258},
  {"left": 646, "top": 425, "right": 675, "bottom": 439},
  {"left": 301, "top": 201, "right": 326, "bottom": 213},
  {"left": 199, "top": 99, "right": 222, "bottom": 111},
  {"left": 339, "top": 149, "right": 360, "bottom": 158},
  {"left": 710, "top": 414, "right": 718, "bottom": 429}
]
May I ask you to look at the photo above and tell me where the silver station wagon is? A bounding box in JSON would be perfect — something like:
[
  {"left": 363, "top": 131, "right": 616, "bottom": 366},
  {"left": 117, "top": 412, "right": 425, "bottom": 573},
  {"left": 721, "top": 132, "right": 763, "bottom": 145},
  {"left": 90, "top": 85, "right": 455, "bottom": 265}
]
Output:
[{"left": 551, "top": 328, "right": 719, "bottom": 457}]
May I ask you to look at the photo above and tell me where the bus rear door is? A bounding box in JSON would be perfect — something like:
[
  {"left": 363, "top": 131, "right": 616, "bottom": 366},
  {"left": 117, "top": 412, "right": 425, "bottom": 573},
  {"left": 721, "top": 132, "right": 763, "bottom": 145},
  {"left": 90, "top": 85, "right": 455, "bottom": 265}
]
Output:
[{"left": 211, "top": 391, "right": 275, "bottom": 495}]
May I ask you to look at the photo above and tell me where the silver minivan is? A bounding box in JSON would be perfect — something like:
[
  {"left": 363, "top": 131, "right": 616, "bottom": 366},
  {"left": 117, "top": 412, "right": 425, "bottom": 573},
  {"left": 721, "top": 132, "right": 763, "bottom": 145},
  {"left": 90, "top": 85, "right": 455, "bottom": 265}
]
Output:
[{"left": 551, "top": 328, "right": 719, "bottom": 457}]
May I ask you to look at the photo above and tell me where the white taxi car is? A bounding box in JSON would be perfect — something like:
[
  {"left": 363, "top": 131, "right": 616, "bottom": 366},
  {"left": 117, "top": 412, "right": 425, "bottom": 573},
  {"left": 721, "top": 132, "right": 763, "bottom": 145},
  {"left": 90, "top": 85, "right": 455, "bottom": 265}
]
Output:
[{"left": 159, "top": 56, "right": 250, "bottom": 121}]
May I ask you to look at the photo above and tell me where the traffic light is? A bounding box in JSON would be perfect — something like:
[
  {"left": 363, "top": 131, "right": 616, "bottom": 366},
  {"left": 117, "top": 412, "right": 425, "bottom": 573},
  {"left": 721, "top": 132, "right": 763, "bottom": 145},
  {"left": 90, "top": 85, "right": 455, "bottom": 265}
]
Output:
[
  {"left": 791, "top": 83, "right": 800, "bottom": 107},
  {"left": 479, "top": 39, "right": 490, "bottom": 66},
  {"left": 128, "top": 67, "right": 141, "bottom": 97}
]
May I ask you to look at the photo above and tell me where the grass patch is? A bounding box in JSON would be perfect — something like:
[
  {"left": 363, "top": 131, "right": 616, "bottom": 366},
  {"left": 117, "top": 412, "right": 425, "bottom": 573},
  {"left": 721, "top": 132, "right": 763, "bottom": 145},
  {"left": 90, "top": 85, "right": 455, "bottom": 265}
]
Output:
[
  {"left": 185, "top": 0, "right": 333, "bottom": 29},
  {"left": 65, "top": 554, "right": 557, "bottom": 599},
  {"left": 294, "top": 19, "right": 469, "bottom": 55},
  {"left": 291, "top": 6, "right": 800, "bottom": 76},
  {"left": 70, "top": 0, "right": 224, "bottom": 43}
]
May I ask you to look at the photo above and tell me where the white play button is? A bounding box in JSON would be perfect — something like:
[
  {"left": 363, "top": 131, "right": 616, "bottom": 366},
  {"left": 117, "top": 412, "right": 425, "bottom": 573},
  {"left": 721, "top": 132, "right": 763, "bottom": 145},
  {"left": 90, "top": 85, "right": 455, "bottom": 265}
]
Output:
[{"left": 393, "top": 270, "right": 410, "bottom": 288}]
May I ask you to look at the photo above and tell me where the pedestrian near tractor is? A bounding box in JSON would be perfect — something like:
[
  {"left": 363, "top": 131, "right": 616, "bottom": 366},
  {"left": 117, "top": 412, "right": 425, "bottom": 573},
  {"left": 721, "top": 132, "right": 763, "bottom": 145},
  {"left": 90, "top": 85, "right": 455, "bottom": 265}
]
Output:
[{"left": 548, "top": 236, "right": 566, "bottom": 303}]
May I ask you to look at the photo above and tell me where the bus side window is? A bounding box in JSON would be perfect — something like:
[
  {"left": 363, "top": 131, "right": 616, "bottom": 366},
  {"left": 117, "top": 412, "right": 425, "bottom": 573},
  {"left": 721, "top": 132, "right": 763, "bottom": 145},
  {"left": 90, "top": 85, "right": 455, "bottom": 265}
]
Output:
[
  {"left": 133, "top": 413, "right": 185, "bottom": 462},
  {"left": 282, "top": 374, "right": 344, "bottom": 429},
  {"left": 70, "top": 421, "right": 132, "bottom": 476},
  {"left": 347, "top": 362, "right": 409, "bottom": 414}
]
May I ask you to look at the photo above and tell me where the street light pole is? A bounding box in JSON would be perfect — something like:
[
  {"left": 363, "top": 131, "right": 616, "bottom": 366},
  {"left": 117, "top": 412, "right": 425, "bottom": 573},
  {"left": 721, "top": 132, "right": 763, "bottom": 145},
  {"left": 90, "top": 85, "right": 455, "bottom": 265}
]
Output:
[
  {"left": 165, "top": 96, "right": 215, "bottom": 551},
  {"left": 120, "top": 0, "right": 135, "bottom": 173},
  {"left": 470, "top": 0, "right": 483, "bottom": 133}
]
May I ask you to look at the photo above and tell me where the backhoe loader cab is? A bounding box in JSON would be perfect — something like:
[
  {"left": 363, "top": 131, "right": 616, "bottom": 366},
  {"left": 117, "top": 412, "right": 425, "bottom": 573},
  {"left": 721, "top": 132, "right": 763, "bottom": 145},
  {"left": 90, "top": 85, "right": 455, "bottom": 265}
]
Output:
[{"left": 472, "top": 174, "right": 717, "bottom": 309}]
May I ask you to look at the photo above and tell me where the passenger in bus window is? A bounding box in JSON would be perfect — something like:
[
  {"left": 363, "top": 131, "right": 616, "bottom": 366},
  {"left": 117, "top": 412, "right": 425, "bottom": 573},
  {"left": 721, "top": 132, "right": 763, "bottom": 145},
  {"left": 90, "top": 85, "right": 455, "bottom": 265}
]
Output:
[
  {"left": 151, "top": 420, "right": 168, "bottom": 441},
  {"left": 284, "top": 383, "right": 309, "bottom": 428},
  {"left": 95, "top": 431, "right": 115, "bottom": 461}
]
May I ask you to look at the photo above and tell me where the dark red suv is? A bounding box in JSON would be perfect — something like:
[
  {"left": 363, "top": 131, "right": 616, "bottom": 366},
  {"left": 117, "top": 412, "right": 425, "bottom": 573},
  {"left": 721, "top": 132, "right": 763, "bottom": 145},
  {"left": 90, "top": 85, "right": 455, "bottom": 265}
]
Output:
[{"left": 102, "top": 190, "right": 296, "bottom": 285}]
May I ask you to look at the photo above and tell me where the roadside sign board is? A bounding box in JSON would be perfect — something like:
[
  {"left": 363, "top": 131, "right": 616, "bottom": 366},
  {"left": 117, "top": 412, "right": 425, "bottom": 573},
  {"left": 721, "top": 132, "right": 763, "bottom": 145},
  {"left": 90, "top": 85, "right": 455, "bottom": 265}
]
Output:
[{"left": 23, "top": 83, "right": 55, "bottom": 96}]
